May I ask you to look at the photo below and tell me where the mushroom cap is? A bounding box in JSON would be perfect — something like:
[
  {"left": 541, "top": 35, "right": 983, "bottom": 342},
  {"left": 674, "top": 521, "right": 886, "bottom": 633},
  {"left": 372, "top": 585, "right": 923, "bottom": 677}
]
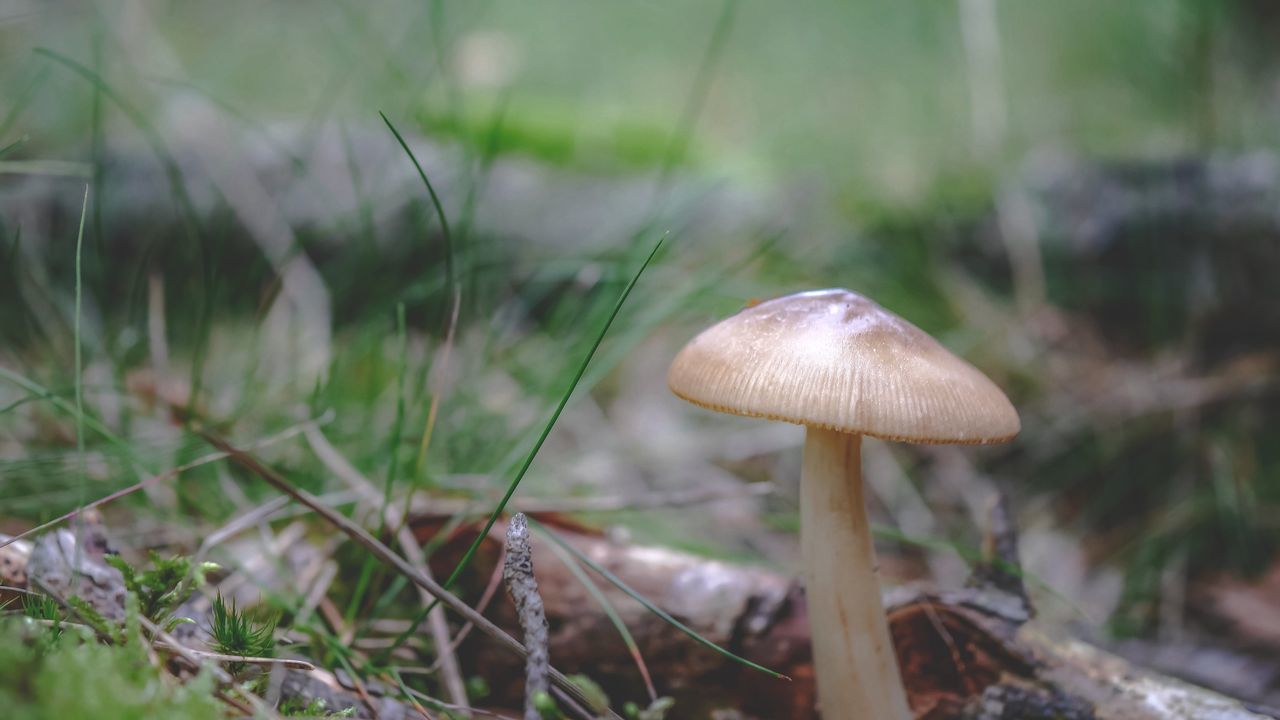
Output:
[{"left": 667, "top": 289, "right": 1020, "bottom": 444}]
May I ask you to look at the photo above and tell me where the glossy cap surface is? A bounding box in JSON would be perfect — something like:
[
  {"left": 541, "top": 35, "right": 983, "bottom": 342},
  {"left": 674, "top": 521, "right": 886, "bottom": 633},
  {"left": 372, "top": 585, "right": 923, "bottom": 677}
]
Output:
[{"left": 668, "top": 289, "right": 1020, "bottom": 444}]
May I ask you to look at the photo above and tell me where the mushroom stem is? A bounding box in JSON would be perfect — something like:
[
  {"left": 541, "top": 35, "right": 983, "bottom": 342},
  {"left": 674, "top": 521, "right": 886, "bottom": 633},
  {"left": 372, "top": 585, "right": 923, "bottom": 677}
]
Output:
[{"left": 801, "top": 428, "right": 912, "bottom": 720}]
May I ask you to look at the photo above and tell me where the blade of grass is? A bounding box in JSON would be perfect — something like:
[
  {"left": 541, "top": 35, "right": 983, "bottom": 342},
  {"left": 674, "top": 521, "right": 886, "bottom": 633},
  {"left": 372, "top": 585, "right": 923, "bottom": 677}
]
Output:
[
  {"left": 90, "top": 23, "right": 105, "bottom": 265},
  {"left": 529, "top": 517, "right": 789, "bottom": 680},
  {"left": 0, "top": 367, "right": 150, "bottom": 474},
  {"left": 380, "top": 111, "right": 454, "bottom": 298},
  {"left": 382, "top": 234, "right": 667, "bottom": 658},
  {"left": 344, "top": 305, "right": 411, "bottom": 626},
  {"left": 541, "top": 529, "right": 658, "bottom": 702},
  {"left": 445, "top": 234, "right": 666, "bottom": 587},
  {"left": 379, "top": 111, "right": 462, "bottom": 500},
  {"left": 72, "top": 183, "right": 89, "bottom": 590}
]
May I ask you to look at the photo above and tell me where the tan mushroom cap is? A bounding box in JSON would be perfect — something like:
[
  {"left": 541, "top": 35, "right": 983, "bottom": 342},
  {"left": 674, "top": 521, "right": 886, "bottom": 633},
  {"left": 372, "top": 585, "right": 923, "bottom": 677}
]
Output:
[{"left": 668, "top": 289, "right": 1020, "bottom": 444}]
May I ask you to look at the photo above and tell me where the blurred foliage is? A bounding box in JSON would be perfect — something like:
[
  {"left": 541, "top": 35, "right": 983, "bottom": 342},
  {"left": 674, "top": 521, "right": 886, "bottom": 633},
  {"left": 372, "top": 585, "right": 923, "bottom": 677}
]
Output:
[
  {"left": 1, "top": 0, "right": 1278, "bottom": 663},
  {"left": 0, "top": 620, "right": 222, "bottom": 720},
  {"left": 106, "top": 551, "right": 212, "bottom": 628}
]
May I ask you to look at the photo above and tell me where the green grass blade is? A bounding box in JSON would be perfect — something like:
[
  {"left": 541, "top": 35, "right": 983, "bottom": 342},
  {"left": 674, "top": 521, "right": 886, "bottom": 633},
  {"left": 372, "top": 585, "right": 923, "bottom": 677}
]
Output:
[
  {"left": 379, "top": 111, "right": 454, "bottom": 298},
  {"left": 541, "top": 527, "right": 658, "bottom": 701},
  {"left": 380, "top": 109, "right": 466, "bottom": 486},
  {"left": 380, "top": 235, "right": 667, "bottom": 659},
  {"left": 529, "top": 517, "right": 789, "bottom": 680},
  {"left": 442, "top": 234, "right": 666, "bottom": 589},
  {"left": 381, "top": 303, "right": 411, "bottom": 527}
]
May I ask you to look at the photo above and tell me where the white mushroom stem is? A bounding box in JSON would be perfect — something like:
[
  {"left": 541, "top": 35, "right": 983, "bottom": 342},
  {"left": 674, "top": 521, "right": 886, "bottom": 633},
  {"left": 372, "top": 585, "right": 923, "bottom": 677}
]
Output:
[{"left": 801, "top": 428, "right": 912, "bottom": 720}]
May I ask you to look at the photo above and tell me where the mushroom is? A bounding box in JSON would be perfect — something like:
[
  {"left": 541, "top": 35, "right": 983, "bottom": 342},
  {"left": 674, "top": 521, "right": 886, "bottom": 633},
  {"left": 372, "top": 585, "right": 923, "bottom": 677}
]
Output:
[{"left": 667, "top": 289, "right": 1019, "bottom": 720}]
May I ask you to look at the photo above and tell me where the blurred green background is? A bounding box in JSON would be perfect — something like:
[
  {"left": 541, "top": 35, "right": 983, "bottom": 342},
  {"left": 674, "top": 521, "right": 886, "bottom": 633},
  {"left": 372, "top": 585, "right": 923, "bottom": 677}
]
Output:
[{"left": 3, "top": 0, "right": 1280, "bottom": 705}]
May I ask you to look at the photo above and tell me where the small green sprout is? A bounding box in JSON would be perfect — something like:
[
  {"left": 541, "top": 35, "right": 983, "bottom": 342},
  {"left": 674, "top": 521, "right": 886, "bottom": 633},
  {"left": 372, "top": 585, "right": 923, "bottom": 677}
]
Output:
[{"left": 209, "top": 593, "right": 277, "bottom": 675}]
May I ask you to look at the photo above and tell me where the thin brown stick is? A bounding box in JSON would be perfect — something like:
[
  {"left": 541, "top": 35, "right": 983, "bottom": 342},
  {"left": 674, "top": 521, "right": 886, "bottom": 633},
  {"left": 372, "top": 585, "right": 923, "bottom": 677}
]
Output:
[{"left": 202, "top": 430, "right": 623, "bottom": 720}]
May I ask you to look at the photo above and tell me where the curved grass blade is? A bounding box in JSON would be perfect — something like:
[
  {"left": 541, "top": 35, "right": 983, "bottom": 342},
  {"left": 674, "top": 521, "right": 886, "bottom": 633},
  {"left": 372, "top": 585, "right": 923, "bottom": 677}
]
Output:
[
  {"left": 379, "top": 111, "right": 454, "bottom": 296},
  {"left": 529, "top": 517, "right": 789, "bottom": 680},
  {"left": 379, "top": 110, "right": 463, "bottom": 498},
  {"left": 541, "top": 527, "right": 658, "bottom": 702},
  {"left": 73, "top": 184, "right": 88, "bottom": 561}
]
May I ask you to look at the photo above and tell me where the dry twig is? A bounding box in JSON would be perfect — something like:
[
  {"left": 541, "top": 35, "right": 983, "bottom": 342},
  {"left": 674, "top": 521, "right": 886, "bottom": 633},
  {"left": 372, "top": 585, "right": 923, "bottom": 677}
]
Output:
[{"left": 504, "top": 514, "right": 550, "bottom": 720}]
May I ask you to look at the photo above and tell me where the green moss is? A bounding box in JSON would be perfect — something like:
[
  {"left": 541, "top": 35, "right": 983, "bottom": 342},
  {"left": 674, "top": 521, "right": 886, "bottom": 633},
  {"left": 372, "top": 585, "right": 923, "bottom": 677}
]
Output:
[
  {"left": 415, "top": 100, "right": 693, "bottom": 174},
  {"left": 0, "top": 622, "right": 222, "bottom": 720}
]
